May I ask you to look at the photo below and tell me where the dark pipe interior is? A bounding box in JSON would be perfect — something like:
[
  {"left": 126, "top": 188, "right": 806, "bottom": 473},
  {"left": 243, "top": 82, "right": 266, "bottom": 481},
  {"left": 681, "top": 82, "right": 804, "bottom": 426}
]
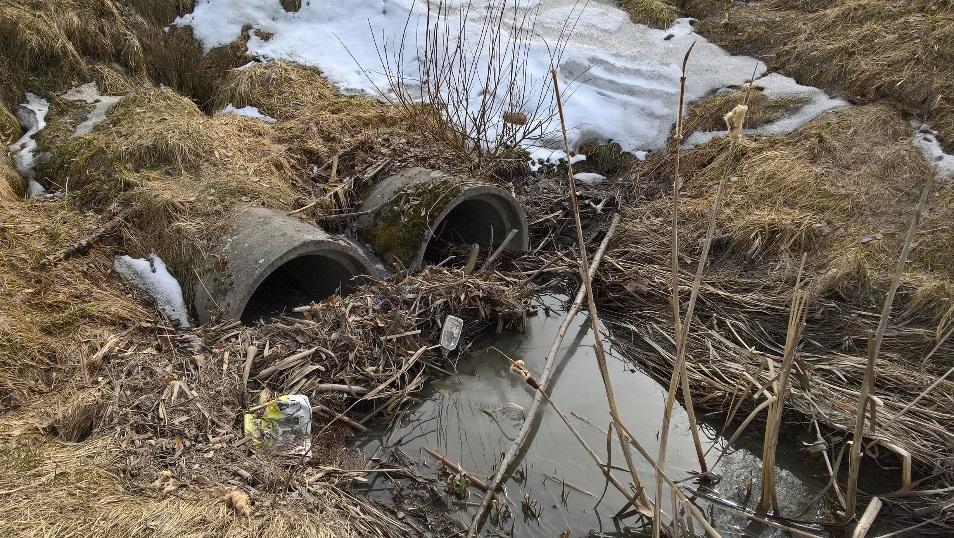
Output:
[
  {"left": 424, "top": 198, "right": 509, "bottom": 263},
  {"left": 241, "top": 254, "right": 358, "bottom": 324}
]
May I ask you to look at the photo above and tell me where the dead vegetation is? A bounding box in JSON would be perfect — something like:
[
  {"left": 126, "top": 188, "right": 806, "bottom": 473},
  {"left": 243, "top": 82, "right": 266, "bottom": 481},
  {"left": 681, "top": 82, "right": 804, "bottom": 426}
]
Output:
[
  {"left": 686, "top": 0, "right": 954, "bottom": 150},
  {"left": 639, "top": 104, "right": 953, "bottom": 318},
  {"left": 2, "top": 0, "right": 954, "bottom": 535},
  {"left": 618, "top": 0, "right": 679, "bottom": 29}
]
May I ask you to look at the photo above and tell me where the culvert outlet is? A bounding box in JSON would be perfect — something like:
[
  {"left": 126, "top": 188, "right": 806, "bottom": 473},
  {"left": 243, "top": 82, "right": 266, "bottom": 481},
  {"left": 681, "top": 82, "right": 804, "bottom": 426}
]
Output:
[
  {"left": 354, "top": 167, "right": 529, "bottom": 269},
  {"left": 194, "top": 208, "right": 376, "bottom": 325}
]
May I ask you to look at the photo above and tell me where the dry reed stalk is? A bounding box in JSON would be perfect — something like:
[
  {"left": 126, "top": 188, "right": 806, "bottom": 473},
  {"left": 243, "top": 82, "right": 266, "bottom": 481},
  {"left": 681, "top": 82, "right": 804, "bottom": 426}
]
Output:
[
  {"left": 549, "top": 65, "right": 652, "bottom": 512},
  {"left": 654, "top": 42, "right": 715, "bottom": 537},
  {"left": 467, "top": 213, "right": 622, "bottom": 534},
  {"left": 845, "top": 171, "right": 936, "bottom": 517},
  {"left": 760, "top": 254, "right": 809, "bottom": 513}
]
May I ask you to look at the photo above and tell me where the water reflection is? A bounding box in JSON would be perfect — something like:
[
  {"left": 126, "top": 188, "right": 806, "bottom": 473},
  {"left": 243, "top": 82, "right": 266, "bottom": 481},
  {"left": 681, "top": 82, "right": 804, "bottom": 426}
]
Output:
[{"left": 352, "top": 292, "right": 829, "bottom": 536}]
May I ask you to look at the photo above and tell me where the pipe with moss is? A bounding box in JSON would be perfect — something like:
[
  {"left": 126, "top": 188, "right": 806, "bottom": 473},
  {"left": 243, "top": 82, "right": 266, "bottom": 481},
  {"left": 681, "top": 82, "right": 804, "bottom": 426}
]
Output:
[{"left": 353, "top": 167, "right": 530, "bottom": 269}]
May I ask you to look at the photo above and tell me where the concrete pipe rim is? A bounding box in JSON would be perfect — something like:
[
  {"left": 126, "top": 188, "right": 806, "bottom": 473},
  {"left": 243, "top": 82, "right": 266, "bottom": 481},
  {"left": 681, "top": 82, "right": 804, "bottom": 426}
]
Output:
[
  {"left": 414, "top": 184, "right": 530, "bottom": 269},
  {"left": 234, "top": 241, "right": 375, "bottom": 324}
]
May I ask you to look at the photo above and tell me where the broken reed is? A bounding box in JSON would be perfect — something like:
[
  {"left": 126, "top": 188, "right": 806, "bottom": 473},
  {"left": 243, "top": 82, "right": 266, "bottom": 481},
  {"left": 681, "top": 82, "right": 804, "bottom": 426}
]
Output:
[
  {"left": 549, "top": 64, "right": 653, "bottom": 514},
  {"left": 845, "top": 171, "right": 936, "bottom": 518},
  {"left": 654, "top": 42, "right": 712, "bottom": 538}
]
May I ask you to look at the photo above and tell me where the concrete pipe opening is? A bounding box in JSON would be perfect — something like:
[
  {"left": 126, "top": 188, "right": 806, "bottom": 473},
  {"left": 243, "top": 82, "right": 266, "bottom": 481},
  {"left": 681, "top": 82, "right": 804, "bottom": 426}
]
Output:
[
  {"left": 194, "top": 208, "right": 376, "bottom": 325},
  {"left": 355, "top": 168, "right": 529, "bottom": 269}
]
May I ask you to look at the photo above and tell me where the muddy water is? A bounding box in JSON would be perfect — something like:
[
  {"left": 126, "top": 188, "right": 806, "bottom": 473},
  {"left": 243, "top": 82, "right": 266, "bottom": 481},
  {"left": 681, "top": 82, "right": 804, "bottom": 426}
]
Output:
[{"left": 351, "top": 292, "right": 830, "bottom": 536}]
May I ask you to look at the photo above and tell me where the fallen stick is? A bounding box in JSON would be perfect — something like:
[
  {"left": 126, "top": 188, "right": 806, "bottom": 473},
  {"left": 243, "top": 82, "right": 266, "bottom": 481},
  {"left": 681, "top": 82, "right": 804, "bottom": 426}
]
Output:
[
  {"left": 313, "top": 404, "right": 367, "bottom": 432},
  {"left": 480, "top": 228, "right": 519, "bottom": 273},
  {"left": 851, "top": 497, "right": 883, "bottom": 538},
  {"left": 39, "top": 208, "right": 130, "bottom": 267},
  {"left": 467, "top": 213, "right": 621, "bottom": 533},
  {"left": 422, "top": 446, "right": 488, "bottom": 491}
]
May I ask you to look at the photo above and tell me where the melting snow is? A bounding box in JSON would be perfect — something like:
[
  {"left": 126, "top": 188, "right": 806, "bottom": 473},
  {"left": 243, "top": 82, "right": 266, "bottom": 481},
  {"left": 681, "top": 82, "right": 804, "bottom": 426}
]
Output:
[
  {"left": 573, "top": 172, "right": 605, "bottom": 186},
  {"left": 684, "top": 73, "right": 848, "bottom": 147},
  {"left": 912, "top": 123, "right": 954, "bottom": 179},
  {"left": 114, "top": 254, "right": 192, "bottom": 328},
  {"left": 62, "top": 82, "right": 122, "bottom": 136},
  {"left": 176, "top": 0, "right": 767, "bottom": 154},
  {"left": 7, "top": 93, "right": 49, "bottom": 196},
  {"left": 216, "top": 104, "right": 278, "bottom": 123}
]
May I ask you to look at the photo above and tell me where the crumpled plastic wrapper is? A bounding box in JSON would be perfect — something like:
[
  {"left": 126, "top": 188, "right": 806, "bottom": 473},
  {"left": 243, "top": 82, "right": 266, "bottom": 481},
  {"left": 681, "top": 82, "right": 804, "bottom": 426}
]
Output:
[{"left": 244, "top": 394, "right": 312, "bottom": 455}]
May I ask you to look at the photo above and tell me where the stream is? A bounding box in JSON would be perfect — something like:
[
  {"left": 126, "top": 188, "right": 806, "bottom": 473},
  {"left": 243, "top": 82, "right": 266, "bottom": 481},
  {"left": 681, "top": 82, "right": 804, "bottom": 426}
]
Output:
[{"left": 351, "top": 291, "right": 833, "bottom": 536}]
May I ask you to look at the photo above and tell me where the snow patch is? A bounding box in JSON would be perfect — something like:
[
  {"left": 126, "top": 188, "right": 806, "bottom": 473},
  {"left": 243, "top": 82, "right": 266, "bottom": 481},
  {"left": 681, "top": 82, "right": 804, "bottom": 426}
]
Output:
[
  {"left": 176, "top": 1, "right": 764, "bottom": 154},
  {"left": 684, "top": 72, "right": 848, "bottom": 147},
  {"left": 527, "top": 148, "right": 585, "bottom": 172},
  {"left": 114, "top": 254, "right": 192, "bottom": 328},
  {"left": 62, "top": 82, "right": 122, "bottom": 136},
  {"left": 912, "top": 123, "right": 954, "bottom": 179},
  {"left": 7, "top": 93, "right": 49, "bottom": 196},
  {"left": 215, "top": 104, "right": 277, "bottom": 123},
  {"left": 573, "top": 172, "right": 605, "bottom": 186}
]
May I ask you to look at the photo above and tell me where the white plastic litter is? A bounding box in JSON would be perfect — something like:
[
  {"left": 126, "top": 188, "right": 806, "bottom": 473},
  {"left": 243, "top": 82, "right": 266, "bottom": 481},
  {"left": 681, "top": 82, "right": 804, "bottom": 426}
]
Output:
[
  {"left": 244, "top": 394, "right": 312, "bottom": 455},
  {"left": 62, "top": 82, "right": 122, "bottom": 136},
  {"left": 573, "top": 172, "right": 606, "bottom": 186},
  {"left": 912, "top": 123, "right": 954, "bottom": 179},
  {"left": 7, "top": 93, "right": 49, "bottom": 196},
  {"left": 176, "top": 1, "right": 764, "bottom": 154},
  {"left": 113, "top": 253, "right": 192, "bottom": 328},
  {"left": 440, "top": 315, "right": 465, "bottom": 351},
  {"left": 215, "top": 103, "right": 277, "bottom": 123}
]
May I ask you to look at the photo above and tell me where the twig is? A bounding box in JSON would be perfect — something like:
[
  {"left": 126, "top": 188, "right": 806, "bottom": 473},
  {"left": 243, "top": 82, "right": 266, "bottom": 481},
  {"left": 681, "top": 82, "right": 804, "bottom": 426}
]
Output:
[
  {"left": 467, "top": 213, "right": 621, "bottom": 532},
  {"left": 480, "top": 228, "right": 519, "bottom": 273},
  {"left": 850, "top": 497, "right": 882, "bottom": 538},
  {"left": 39, "top": 208, "right": 130, "bottom": 267},
  {"left": 422, "top": 446, "right": 488, "bottom": 491}
]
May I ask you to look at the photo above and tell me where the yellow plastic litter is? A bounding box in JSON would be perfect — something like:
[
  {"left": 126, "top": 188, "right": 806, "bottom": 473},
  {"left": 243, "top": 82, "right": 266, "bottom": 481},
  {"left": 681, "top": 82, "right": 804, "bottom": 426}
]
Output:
[{"left": 243, "top": 394, "right": 312, "bottom": 455}]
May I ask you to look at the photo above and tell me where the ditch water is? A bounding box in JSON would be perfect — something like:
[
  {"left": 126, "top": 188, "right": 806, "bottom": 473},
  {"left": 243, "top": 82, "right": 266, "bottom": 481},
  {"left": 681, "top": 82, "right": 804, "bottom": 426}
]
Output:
[{"left": 350, "top": 291, "right": 833, "bottom": 536}]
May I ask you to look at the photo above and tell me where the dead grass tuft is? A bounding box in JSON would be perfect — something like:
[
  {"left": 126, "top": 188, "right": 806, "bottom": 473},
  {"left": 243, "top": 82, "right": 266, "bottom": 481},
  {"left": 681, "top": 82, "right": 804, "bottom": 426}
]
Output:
[
  {"left": 690, "top": 0, "right": 954, "bottom": 150},
  {"left": 0, "top": 0, "right": 144, "bottom": 109},
  {"left": 45, "top": 389, "right": 107, "bottom": 442},
  {"left": 618, "top": 0, "right": 679, "bottom": 29},
  {"left": 38, "top": 87, "right": 306, "bottom": 301},
  {"left": 0, "top": 105, "right": 19, "bottom": 145},
  {"left": 213, "top": 61, "right": 396, "bottom": 161},
  {"left": 638, "top": 104, "right": 950, "bottom": 316}
]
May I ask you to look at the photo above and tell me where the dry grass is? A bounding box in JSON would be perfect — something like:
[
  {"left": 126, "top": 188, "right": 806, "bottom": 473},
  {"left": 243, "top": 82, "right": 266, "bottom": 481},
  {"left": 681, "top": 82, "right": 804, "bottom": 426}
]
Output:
[
  {"left": 0, "top": 433, "right": 371, "bottom": 537},
  {"left": 689, "top": 0, "right": 954, "bottom": 150},
  {"left": 0, "top": 0, "right": 144, "bottom": 109},
  {"left": 0, "top": 171, "right": 149, "bottom": 409},
  {"left": 638, "top": 104, "right": 952, "bottom": 317},
  {"left": 213, "top": 61, "right": 395, "bottom": 161},
  {"left": 618, "top": 0, "right": 679, "bottom": 29},
  {"left": 0, "top": 105, "right": 19, "bottom": 145},
  {"left": 37, "top": 87, "right": 308, "bottom": 300},
  {"left": 683, "top": 86, "right": 809, "bottom": 138}
]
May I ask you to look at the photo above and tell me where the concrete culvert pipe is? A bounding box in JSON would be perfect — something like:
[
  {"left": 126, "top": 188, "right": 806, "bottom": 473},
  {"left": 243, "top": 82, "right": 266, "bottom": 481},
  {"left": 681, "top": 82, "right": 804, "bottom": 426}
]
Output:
[
  {"left": 194, "top": 208, "right": 376, "bottom": 325},
  {"left": 354, "top": 167, "right": 530, "bottom": 269}
]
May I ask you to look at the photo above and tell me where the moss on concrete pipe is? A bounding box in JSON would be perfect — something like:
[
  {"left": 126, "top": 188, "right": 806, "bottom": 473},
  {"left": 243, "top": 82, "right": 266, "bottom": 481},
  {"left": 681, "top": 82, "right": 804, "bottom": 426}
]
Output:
[
  {"left": 354, "top": 167, "right": 530, "bottom": 269},
  {"left": 194, "top": 207, "right": 376, "bottom": 324}
]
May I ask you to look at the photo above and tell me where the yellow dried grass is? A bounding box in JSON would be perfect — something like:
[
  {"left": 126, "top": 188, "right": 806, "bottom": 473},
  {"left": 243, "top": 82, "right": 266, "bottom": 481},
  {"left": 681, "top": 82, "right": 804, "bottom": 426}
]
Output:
[
  {"left": 692, "top": 0, "right": 954, "bottom": 149},
  {"left": 38, "top": 87, "right": 306, "bottom": 297},
  {"left": 640, "top": 104, "right": 951, "bottom": 317}
]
